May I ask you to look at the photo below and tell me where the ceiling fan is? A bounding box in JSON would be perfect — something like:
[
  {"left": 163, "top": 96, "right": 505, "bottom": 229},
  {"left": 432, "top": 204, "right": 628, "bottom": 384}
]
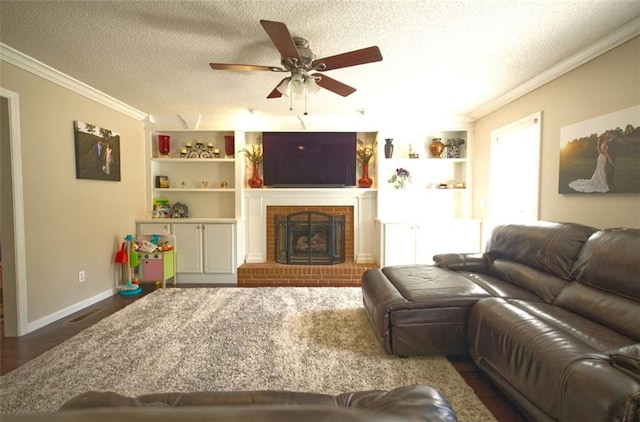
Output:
[{"left": 209, "top": 20, "right": 383, "bottom": 107}]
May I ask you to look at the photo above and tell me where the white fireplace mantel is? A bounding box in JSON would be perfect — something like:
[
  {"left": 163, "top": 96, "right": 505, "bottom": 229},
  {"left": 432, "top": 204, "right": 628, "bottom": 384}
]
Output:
[{"left": 243, "top": 188, "right": 377, "bottom": 264}]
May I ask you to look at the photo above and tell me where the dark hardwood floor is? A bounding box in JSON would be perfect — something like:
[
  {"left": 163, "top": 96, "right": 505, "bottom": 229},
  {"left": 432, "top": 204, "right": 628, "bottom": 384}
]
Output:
[{"left": 0, "top": 284, "right": 525, "bottom": 421}]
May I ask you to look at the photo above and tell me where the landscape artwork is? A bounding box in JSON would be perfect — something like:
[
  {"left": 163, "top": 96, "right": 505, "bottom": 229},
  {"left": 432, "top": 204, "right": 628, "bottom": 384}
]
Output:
[
  {"left": 559, "top": 105, "right": 640, "bottom": 194},
  {"left": 74, "top": 121, "right": 121, "bottom": 181}
]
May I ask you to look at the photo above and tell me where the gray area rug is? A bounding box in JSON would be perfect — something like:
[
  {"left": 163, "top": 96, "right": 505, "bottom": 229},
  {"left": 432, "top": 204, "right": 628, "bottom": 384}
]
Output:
[{"left": 0, "top": 287, "right": 496, "bottom": 421}]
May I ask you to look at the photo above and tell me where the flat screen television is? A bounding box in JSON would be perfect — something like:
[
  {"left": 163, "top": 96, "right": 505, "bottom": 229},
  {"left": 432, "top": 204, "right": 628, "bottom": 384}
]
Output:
[{"left": 262, "top": 132, "right": 357, "bottom": 187}]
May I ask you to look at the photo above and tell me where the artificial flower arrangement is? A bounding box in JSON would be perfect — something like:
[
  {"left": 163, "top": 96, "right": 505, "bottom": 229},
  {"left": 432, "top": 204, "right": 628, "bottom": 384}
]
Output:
[
  {"left": 388, "top": 167, "right": 411, "bottom": 189},
  {"left": 239, "top": 136, "right": 263, "bottom": 164},
  {"left": 356, "top": 138, "right": 377, "bottom": 163}
]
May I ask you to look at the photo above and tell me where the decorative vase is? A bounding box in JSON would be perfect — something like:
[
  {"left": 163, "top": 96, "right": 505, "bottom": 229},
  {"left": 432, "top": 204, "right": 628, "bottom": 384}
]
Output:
[
  {"left": 248, "top": 163, "right": 263, "bottom": 188},
  {"left": 158, "top": 134, "right": 171, "bottom": 157},
  {"left": 384, "top": 138, "right": 394, "bottom": 158},
  {"left": 358, "top": 162, "right": 373, "bottom": 188},
  {"left": 429, "top": 138, "right": 445, "bottom": 158},
  {"left": 224, "top": 135, "right": 235, "bottom": 158}
]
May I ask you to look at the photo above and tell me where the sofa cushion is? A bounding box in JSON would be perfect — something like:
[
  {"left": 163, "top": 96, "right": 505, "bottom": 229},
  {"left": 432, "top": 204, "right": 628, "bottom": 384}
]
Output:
[
  {"left": 456, "top": 271, "right": 543, "bottom": 302},
  {"left": 571, "top": 228, "right": 640, "bottom": 301},
  {"left": 561, "top": 359, "right": 640, "bottom": 422},
  {"left": 486, "top": 222, "right": 597, "bottom": 280},
  {"left": 508, "top": 298, "right": 636, "bottom": 352},
  {"left": 379, "top": 266, "right": 491, "bottom": 306},
  {"left": 554, "top": 282, "right": 640, "bottom": 341},
  {"left": 467, "top": 297, "right": 628, "bottom": 421},
  {"left": 487, "top": 259, "right": 568, "bottom": 303}
]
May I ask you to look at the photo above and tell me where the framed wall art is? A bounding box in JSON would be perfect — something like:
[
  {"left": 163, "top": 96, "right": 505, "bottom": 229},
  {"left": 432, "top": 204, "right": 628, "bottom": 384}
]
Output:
[
  {"left": 74, "top": 121, "right": 121, "bottom": 181},
  {"left": 559, "top": 105, "right": 639, "bottom": 194}
]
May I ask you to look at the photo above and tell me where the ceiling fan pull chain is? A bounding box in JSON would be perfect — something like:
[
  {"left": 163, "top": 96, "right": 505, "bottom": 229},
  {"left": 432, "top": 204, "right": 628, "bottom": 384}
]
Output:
[{"left": 304, "top": 87, "right": 309, "bottom": 115}]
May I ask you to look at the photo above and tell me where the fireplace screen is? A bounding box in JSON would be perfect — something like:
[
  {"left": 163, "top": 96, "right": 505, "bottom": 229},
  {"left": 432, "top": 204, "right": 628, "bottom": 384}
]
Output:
[{"left": 275, "top": 211, "right": 345, "bottom": 265}]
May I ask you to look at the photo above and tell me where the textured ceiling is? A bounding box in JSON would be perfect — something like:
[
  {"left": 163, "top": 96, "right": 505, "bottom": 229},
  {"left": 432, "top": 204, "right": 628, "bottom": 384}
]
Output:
[{"left": 1, "top": 0, "right": 639, "bottom": 121}]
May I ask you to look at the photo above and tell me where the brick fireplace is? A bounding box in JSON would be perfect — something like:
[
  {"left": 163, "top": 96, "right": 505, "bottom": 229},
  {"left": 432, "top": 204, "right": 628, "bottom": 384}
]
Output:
[
  {"left": 267, "top": 206, "right": 353, "bottom": 263},
  {"left": 238, "top": 189, "right": 378, "bottom": 287}
]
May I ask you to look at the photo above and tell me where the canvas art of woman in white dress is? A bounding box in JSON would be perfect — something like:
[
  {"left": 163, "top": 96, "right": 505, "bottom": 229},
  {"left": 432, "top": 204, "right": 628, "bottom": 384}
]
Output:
[
  {"left": 102, "top": 143, "right": 113, "bottom": 175},
  {"left": 569, "top": 137, "right": 612, "bottom": 193}
]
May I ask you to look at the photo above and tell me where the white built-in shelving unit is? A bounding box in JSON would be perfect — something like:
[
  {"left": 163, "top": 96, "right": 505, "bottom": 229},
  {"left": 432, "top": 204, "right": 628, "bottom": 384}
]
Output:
[
  {"left": 374, "top": 129, "right": 481, "bottom": 266},
  {"left": 136, "top": 124, "right": 480, "bottom": 279}
]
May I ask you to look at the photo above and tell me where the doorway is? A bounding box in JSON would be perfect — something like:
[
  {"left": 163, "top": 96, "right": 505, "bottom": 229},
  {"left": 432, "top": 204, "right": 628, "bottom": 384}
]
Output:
[
  {"left": 1, "top": 88, "right": 28, "bottom": 337},
  {"left": 485, "top": 112, "right": 542, "bottom": 242}
]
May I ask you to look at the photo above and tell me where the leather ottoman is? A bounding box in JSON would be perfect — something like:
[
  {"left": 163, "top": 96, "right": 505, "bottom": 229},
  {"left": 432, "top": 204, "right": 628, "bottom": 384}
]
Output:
[{"left": 362, "top": 265, "right": 491, "bottom": 356}]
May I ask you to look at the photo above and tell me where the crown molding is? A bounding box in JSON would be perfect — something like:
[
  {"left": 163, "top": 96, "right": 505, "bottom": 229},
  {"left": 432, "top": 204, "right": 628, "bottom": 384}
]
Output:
[
  {"left": 0, "top": 43, "right": 147, "bottom": 121},
  {"left": 469, "top": 16, "right": 640, "bottom": 121}
]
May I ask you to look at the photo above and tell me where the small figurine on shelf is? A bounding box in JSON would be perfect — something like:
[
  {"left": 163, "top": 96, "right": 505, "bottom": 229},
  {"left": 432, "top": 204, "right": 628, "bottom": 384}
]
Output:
[
  {"left": 408, "top": 144, "right": 419, "bottom": 159},
  {"left": 171, "top": 202, "right": 189, "bottom": 218}
]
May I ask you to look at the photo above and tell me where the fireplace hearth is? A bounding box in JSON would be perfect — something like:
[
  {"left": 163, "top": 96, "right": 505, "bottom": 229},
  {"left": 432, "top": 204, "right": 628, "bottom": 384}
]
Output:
[{"left": 275, "top": 211, "right": 345, "bottom": 265}]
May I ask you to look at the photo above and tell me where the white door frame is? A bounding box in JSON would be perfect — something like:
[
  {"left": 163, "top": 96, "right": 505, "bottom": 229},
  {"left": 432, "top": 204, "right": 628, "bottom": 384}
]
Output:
[
  {"left": 485, "top": 112, "right": 542, "bottom": 243},
  {"left": 1, "top": 87, "right": 28, "bottom": 336}
]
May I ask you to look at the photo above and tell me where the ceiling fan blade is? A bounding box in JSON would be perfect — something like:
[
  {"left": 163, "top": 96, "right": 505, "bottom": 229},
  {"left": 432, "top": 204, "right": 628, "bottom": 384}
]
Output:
[
  {"left": 209, "top": 63, "right": 280, "bottom": 72},
  {"left": 267, "top": 78, "right": 288, "bottom": 98},
  {"left": 311, "top": 74, "right": 356, "bottom": 97},
  {"left": 260, "top": 20, "right": 302, "bottom": 63},
  {"left": 312, "top": 46, "right": 383, "bottom": 71}
]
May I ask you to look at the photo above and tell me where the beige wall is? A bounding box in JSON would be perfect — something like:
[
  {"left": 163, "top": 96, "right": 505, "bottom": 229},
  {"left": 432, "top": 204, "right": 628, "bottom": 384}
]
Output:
[
  {"left": 473, "top": 36, "right": 640, "bottom": 230},
  {"left": 0, "top": 61, "right": 146, "bottom": 325},
  {"left": 1, "top": 35, "right": 638, "bottom": 330}
]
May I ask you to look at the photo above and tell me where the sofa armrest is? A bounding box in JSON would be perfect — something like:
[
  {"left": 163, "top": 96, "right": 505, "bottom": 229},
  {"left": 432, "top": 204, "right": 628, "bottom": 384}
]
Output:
[
  {"left": 433, "top": 253, "right": 488, "bottom": 273},
  {"left": 610, "top": 344, "right": 640, "bottom": 374}
]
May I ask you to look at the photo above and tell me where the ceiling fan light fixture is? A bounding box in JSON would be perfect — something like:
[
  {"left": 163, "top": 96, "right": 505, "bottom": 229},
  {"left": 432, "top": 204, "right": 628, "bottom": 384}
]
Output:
[
  {"left": 305, "top": 77, "right": 321, "bottom": 94},
  {"left": 289, "top": 73, "right": 305, "bottom": 94},
  {"left": 276, "top": 77, "right": 292, "bottom": 96}
]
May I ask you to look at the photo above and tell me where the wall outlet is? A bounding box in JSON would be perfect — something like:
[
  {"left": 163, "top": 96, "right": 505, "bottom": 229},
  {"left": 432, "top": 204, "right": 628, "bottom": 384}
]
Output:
[{"left": 78, "top": 270, "right": 85, "bottom": 283}]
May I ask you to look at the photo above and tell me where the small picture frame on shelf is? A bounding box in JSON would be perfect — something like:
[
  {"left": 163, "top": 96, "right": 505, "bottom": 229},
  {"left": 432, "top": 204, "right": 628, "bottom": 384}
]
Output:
[{"left": 155, "top": 175, "right": 169, "bottom": 188}]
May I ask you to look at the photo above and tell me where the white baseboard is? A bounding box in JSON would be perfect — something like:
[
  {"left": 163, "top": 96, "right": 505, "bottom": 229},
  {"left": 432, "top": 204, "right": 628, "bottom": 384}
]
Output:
[{"left": 26, "top": 288, "right": 117, "bottom": 334}]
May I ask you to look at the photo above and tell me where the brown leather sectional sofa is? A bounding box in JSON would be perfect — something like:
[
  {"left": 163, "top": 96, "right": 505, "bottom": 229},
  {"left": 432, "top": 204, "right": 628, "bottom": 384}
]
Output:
[
  {"left": 4, "top": 386, "right": 458, "bottom": 422},
  {"left": 362, "top": 221, "right": 640, "bottom": 422}
]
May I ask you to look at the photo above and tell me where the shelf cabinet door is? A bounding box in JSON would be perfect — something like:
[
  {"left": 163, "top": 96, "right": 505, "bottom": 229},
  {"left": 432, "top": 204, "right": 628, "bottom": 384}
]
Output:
[
  {"left": 138, "top": 222, "right": 171, "bottom": 234},
  {"left": 380, "top": 219, "right": 481, "bottom": 267},
  {"left": 203, "top": 223, "right": 235, "bottom": 274},
  {"left": 414, "top": 225, "right": 435, "bottom": 264},
  {"left": 172, "top": 223, "right": 204, "bottom": 273},
  {"left": 383, "top": 223, "right": 417, "bottom": 266}
]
